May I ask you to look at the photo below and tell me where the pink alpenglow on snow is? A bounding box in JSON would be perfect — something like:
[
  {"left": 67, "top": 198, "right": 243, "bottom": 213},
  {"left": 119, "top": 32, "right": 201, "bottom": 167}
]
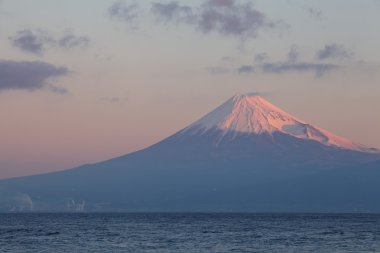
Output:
[{"left": 183, "top": 93, "right": 378, "bottom": 153}]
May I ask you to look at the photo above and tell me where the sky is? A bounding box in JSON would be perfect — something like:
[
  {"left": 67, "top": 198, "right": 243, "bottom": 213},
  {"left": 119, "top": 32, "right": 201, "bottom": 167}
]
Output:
[{"left": 0, "top": 0, "right": 379, "bottom": 178}]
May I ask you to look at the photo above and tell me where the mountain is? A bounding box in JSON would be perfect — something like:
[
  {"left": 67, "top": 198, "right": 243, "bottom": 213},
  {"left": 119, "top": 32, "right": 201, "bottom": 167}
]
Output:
[
  {"left": 183, "top": 94, "right": 375, "bottom": 153},
  {"left": 1, "top": 93, "right": 380, "bottom": 212}
]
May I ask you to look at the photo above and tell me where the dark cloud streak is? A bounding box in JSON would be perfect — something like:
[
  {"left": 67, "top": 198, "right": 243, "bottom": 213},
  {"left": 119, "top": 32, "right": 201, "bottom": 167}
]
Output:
[
  {"left": 261, "top": 62, "right": 339, "bottom": 77},
  {"left": 0, "top": 60, "right": 69, "bottom": 93},
  {"left": 197, "top": 0, "right": 276, "bottom": 39},
  {"left": 236, "top": 45, "right": 342, "bottom": 77},
  {"left": 151, "top": 2, "right": 194, "bottom": 23},
  {"left": 238, "top": 65, "right": 255, "bottom": 73},
  {"left": 108, "top": 0, "right": 140, "bottom": 22},
  {"left": 237, "top": 62, "right": 339, "bottom": 77},
  {"left": 110, "top": 0, "right": 284, "bottom": 41},
  {"left": 58, "top": 33, "right": 90, "bottom": 50},
  {"left": 316, "top": 44, "right": 352, "bottom": 61},
  {"left": 9, "top": 30, "right": 49, "bottom": 55},
  {"left": 9, "top": 29, "right": 90, "bottom": 55}
]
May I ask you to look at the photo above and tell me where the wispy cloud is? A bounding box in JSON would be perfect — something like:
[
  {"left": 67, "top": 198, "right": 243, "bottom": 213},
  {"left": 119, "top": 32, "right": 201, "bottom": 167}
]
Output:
[
  {"left": 238, "top": 65, "right": 255, "bottom": 73},
  {"left": 48, "top": 85, "right": 69, "bottom": 95},
  {"left": 58, "top": 32, "right": 90, "bottom": 50},
  {"left": 195, "top": 0, "right": 280, "bottom": 40},
  {"left": 151, "top": 1, "right": 194, "bottom": 23},
  {"left": 260, "top": 62, "right": 339, "bottom": 77},
  {"left": 9, "top": 29, "right": 90, "bottom": 55},
  {"left": 9, "top": 30, "right": 51, "bottom": 55},
  {"left": 307, "top": 8, "right": 323, "bottom": 21},
  {"left": 236, "top": 45, "right": 342, "bottom": 77},
  {"left": 0, "top": 60, "right": 69, "bottom": 93},
  {"left": 109, "top": 0, "right": 286, "bottom": 41},
  {"left": 287, "top": 45, "right": 299, "bottom": 62},
  {"left": 237, "top": 62, "right": 339, "bottom": 77},
  {"left": 316, "top": 44, "right": 352, "bottom": 61},
  {"left": 108, "top": 0, "right": 140, "bottom": 23},
  {"left": 254, "top": 52, "right": 268, "bottom": 63}
]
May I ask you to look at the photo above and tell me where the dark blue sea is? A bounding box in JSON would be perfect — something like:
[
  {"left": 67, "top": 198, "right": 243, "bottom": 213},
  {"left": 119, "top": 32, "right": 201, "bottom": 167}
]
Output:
[{"left": 1, "top": 213, "right": 380, "bottom": 252}]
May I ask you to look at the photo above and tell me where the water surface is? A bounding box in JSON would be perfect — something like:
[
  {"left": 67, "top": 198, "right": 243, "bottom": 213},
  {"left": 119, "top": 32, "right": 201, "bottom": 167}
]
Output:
[{"left": 1, "top": 213, "right": 380, "bottom": 252}]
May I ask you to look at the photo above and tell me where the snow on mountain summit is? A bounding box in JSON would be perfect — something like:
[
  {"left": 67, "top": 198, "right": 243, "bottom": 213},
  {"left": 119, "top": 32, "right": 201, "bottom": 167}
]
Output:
[{"left": 182, "top": 93, "right": 377, "bottom": 153}]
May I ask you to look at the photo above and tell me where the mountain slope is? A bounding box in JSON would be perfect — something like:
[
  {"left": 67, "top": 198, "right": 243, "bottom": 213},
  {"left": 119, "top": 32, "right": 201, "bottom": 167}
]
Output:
[
  {"left": 182, "top": 93, "right": 376, "bottom": 153},
  {"left": 1, "top": 94, "right": 379, "bottom": 212}
]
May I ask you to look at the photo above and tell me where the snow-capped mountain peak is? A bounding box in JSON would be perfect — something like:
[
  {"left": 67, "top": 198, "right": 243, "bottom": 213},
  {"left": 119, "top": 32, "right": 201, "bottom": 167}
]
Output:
[{"left": 182, "top": 93, "right": 377, "bottom": 153}]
